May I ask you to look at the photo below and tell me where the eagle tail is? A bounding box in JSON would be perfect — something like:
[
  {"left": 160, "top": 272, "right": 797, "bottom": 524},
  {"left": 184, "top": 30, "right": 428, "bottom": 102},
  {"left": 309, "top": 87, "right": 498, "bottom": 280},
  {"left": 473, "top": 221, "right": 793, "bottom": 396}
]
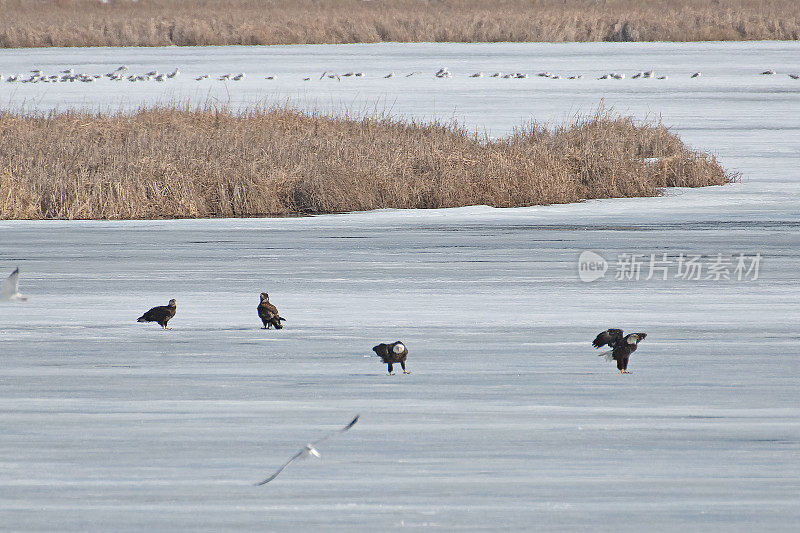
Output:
[{"left": 596, "top": 349, "right": 614, "bottom": 361}]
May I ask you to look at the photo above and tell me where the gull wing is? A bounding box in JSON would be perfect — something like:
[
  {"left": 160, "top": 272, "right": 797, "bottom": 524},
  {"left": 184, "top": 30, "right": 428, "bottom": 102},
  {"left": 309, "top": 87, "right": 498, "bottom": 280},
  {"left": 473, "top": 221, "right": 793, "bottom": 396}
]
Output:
[
  {"left": 1, "top": 268, "right": 20, "bottom": 300},
  {"left": 254, "top": 449, "right": 305, "bottom": 486},
  {"left": 311, "top": 415, "right": 360, "bottom": 447}
]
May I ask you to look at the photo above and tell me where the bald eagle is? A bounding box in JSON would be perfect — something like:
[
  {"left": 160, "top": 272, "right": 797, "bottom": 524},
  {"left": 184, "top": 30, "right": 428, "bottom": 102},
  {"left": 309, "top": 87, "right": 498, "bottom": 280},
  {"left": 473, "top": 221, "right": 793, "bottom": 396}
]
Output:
[
  {"left": 372, "top": 341, "right": 409, "bottom": 375},
  {"left": 137, "top": 299, "right": 177, "bottom": 329},
  {"left": 257, "top": 293, "right": 285, "bottom": 329},
  {"left": 593, "top": 329, "right": 647, "bottom": 373}
]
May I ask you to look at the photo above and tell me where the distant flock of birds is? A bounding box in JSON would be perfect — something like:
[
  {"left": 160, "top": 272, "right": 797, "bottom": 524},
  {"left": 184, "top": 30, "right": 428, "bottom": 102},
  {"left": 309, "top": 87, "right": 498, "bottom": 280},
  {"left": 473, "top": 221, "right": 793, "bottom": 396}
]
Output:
[
  {"left": 2, "top": 65, "right": 799, "bottom": 84},
  {"left": 1, "top": 66, "right": 181, "bottom": 84},
  {"left": 3, "top": 266, "right": 648, "bottom": 484}
]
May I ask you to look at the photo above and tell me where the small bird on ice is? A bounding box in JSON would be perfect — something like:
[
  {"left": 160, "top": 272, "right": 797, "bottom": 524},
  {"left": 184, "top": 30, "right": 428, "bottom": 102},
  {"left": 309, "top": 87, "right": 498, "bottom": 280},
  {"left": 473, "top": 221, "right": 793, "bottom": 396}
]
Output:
[
  {"left": 254, "top": 415, "right": 360, "bottom": 486},
  {"left": 1, "top": 267, "right": 27, "bottom": 301}
]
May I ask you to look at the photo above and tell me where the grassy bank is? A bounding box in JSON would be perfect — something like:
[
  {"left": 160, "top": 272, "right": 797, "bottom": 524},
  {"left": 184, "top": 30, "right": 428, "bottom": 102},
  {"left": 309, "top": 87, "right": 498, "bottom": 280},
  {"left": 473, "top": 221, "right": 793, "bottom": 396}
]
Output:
[
  {"left": 0, "top": 106, "right": 734, "bottom": 220},
  {"left": 0, "top": 0, "right": 797, "bottom": 48}
]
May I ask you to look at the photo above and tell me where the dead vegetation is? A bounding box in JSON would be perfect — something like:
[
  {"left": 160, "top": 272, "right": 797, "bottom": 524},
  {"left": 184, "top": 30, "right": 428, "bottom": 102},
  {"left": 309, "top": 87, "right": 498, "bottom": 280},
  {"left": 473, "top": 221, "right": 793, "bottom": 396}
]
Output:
[
  {"left": 0, "top": 0, "right": 797, "bottom": 48},
  {"left": 0, "top": 105, "right": 734, "bottom": 220}
]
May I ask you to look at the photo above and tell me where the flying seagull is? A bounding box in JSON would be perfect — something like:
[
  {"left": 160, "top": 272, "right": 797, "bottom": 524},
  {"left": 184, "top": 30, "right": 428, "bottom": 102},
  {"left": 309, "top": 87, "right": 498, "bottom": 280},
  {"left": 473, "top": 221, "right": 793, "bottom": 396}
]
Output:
[
  {"left": 592, "top": 328, "right": 647, "bottom": 373},
  {"left": 1, "top": 267, "right": 27, "bottom": 301},
  {"left": 137, "top": 299, "right": 177, "bottom": 329},
  {"left": 254, "top": 415, "right": 360, "bottom": 486}
]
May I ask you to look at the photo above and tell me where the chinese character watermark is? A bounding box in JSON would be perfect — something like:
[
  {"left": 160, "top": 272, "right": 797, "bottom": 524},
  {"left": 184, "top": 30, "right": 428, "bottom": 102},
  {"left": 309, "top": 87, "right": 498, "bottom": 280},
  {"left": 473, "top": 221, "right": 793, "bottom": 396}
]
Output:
[{"left": 578, "top": 252, "right": 762, "bottom": 282}]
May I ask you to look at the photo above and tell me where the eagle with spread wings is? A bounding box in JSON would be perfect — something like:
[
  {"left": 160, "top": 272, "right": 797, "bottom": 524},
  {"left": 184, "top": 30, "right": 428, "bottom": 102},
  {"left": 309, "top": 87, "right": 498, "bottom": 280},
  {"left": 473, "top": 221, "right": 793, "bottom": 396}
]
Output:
[{"left": 592, "top": 329, "right": 647, "bottom": 373}]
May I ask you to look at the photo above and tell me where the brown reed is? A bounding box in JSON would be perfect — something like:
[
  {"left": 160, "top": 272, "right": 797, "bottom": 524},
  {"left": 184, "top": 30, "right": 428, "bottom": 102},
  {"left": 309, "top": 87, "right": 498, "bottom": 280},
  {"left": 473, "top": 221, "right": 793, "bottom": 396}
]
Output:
[
  {"left": 0, "top": 0, "right": 797, "bottom": 48},
  {"left": 0, "top": 105, "right": 734, "bottom": 220}
]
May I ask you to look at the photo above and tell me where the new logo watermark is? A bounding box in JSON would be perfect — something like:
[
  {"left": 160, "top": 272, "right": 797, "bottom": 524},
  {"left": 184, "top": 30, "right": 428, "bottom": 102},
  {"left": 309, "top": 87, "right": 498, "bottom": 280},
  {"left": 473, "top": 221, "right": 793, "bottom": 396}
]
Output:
[
  {"left": 577, "top": 252, "right": 762, "bottom": 282},
  {"left": 578, "top": 251, "right": 609, "bottom": 282}
]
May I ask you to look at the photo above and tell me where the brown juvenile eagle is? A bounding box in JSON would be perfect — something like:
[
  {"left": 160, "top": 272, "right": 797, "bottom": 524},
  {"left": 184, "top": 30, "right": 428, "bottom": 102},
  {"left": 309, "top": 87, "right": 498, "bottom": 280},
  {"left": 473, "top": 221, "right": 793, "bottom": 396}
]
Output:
[
  {"left": 592, "top": 329, "right": 647, "bottom": 373},
  {"left": 372, "top": 341, "right": 409, "bottom": 375},
  {"left": 137, "top": 299, "right": 177, "bottom": 329},
  {"left": 257, "top": 293, "right": 285, "bottom": 329}
]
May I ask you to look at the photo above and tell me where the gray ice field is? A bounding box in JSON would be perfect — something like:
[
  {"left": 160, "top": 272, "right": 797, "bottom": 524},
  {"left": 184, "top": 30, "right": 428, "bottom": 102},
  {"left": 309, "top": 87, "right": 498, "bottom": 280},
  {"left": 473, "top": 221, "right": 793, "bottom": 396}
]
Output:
[{"left": 1, "top": 42, "right": 799, "bottom": 530}]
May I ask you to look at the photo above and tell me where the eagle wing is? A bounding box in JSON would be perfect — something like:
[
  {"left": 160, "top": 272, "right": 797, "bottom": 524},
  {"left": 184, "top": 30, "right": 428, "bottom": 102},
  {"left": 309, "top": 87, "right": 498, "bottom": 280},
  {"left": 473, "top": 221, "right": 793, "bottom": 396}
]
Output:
[
  {"left": 140, "top": 305, "right": 171, "bottom": 321},
  {"left": 258, "top": 302, "right": 280, "bottom": 320},
  {"left": 592, "top": 328, "right": 623, "bottom": 349}
]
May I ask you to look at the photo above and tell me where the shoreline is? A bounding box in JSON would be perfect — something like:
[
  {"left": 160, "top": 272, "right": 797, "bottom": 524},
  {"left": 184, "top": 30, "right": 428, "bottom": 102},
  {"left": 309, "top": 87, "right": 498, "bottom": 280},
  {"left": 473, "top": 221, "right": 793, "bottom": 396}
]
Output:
[{"left": 0, "top": 105, "right": 734, "bottom": 221}]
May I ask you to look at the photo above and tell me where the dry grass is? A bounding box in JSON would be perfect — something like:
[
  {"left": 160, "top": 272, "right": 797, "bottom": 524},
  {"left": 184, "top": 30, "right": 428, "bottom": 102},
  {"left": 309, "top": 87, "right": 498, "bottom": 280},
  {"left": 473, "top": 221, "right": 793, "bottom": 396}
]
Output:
[
  {"left": 0, "top": 105, "right": 734, "bottom": 220},
  {"left": 0, "top": 0, "right": 798, "bottom": 48}
]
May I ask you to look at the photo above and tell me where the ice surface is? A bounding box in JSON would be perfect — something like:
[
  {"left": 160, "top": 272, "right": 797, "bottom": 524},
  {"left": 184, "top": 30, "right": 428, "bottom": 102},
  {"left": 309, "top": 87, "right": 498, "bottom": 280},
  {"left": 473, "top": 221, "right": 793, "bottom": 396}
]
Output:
[{"left": 1, "top": 42, "right": 800, "bottom": 531}]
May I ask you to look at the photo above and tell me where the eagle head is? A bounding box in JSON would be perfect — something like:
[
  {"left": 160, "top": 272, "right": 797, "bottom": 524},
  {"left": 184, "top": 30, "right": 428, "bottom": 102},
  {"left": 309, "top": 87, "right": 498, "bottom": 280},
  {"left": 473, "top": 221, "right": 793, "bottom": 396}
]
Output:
[{"left": 627, "top": 332, "right": 647, "bottom": 344}]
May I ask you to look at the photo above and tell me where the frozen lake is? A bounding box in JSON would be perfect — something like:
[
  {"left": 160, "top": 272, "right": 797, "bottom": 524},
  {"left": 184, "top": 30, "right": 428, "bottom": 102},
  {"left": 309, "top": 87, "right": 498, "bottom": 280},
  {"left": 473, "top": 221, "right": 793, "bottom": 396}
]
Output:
[{"left": 1, "top": 42, "right": 800, "bottom": 530}]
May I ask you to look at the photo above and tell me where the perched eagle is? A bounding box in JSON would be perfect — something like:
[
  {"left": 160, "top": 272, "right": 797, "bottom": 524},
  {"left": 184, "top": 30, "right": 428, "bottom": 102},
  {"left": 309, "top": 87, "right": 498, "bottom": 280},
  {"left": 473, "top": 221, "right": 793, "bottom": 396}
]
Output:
[
  {"left": 1, "top": 267, "right": 27, "bottom": 301},
  {"left": 257, "top": 293, "right": 285, "bottom": 329},
  {"left": 372, "top": 341, "right": 409, "bottom": 375},
  {"left": 592, "top": 329, "right": 647, "bottom": 373},
  {"left": 137, "top": 299, "right": 177, "bottom": 329}
]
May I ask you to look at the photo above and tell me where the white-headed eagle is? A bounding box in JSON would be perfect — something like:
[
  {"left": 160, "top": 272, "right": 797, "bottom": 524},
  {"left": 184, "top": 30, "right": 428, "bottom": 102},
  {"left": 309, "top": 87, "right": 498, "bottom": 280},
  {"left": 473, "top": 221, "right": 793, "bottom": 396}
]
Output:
[
  {"left": 592, "top": 329, "right": 647, "bottom": 373},
  {"left": 372, "top": 341, "right": 409, "bottom": 375}
]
